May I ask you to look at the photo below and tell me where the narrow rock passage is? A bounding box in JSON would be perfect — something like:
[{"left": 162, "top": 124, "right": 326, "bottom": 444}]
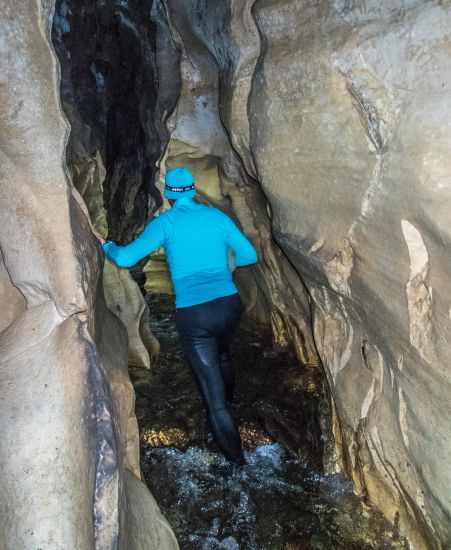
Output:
[{"left": 130, "top": 294, "right": 407, "bottom": 550}]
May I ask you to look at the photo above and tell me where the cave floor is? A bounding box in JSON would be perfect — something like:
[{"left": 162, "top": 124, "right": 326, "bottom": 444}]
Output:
[{"left": 130, "top": 294, "right": 407, "bottom": 550}]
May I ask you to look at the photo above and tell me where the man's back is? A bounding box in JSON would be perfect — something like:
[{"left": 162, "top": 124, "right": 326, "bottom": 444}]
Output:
[{"left": 164, "top": 200, "right": 233, "bottom": 278}]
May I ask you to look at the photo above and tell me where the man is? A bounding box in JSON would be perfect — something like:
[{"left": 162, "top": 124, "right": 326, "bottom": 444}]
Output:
[{"left": 103, "top": 167, "right": 258, "bottom": 465}]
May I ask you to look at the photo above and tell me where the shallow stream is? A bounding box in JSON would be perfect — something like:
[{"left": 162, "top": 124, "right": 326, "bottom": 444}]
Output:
[{"left": 130, "top": 294, "right": 407, "bottom": 550}]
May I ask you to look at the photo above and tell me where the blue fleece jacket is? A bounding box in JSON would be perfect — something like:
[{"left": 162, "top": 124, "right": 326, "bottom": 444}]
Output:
[{"left": 103, "top": 197, "right": 258, "bottom": 308}]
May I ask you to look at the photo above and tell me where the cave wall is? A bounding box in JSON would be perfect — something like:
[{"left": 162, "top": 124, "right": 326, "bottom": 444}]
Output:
[
  {"left": 163, "top": 1, "right": 451, "bottom": 548},
  {"left": 0, "top": 1, "right": 177, "bottom": 548},
  {"left": 248, "top": 3, "right": 451, "bottom": 548}
]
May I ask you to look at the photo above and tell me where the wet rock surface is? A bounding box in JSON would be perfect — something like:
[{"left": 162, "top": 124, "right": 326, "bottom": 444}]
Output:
[{"left": 131, "top": 295, "right": 407, "bottom": 549}]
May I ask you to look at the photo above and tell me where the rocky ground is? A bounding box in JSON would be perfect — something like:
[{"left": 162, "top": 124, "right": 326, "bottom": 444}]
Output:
[{"left": 130, "top": 294, "right": 408, "bottom": 550}]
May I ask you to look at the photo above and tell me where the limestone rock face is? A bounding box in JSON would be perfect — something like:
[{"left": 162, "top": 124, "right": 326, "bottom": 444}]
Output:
[
  {"left": 0, "top": 1, "right": 177, "bottom": 548},
  {"left": 164, "top": 1, "right": 451, "bottom": 548},
  {"left": 247, "top": 3, "right": 451, "bottom": 548},
  {"left": 251, "top": 2, "right": 450, "bottom": 548},
  {"left": 124, "top": 470, "right": 179, "bottom": 550},
  {"left": 104, "top": 261, "right": 160, "bottom": 368}
]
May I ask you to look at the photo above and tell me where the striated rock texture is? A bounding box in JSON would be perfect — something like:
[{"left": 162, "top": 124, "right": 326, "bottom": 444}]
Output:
[
  {"left": 0, "top": 1, "right": 177, "bottom": 548},
  {"left": 103, "top": 262, "right": 160, "bottom": 368},
  {"left": 163, "top": 1, "right": 451, "bottom": 548}
]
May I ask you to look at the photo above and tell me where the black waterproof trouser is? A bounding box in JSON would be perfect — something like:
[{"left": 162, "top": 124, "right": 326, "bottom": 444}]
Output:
[{"left": 175, "top": 293, "right": 244, "bottom": 463}]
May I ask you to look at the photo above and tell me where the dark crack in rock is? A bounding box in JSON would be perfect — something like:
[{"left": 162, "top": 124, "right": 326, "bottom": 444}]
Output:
[{"left": 52, "top": 0, "right": 181, "bottom": 243}]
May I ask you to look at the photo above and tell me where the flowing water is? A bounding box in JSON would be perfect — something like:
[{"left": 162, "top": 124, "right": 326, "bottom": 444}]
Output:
[{"left": 130, "top": 294, "right": 407, "bottom": 550}]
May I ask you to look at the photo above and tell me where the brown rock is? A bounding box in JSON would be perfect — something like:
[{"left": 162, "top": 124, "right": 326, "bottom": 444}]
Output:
[{"left": 246, "top": 2, "right": 451, "bottom": 547}]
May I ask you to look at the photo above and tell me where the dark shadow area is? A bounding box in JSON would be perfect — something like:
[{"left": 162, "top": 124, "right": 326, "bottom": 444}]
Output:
[{"left": 52, "top": 0, "right": 180, "bottom": 242}]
